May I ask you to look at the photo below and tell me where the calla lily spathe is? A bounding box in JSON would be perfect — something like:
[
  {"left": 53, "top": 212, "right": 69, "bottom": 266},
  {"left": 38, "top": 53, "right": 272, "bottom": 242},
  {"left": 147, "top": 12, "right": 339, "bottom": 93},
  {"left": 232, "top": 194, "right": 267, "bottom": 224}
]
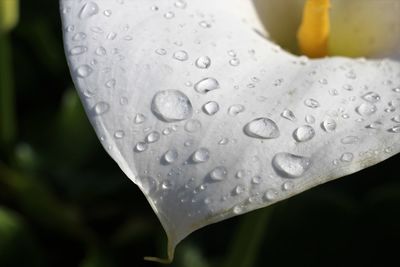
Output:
[{"left": 60, "top": 0, "right": 400, "bottom": 261}]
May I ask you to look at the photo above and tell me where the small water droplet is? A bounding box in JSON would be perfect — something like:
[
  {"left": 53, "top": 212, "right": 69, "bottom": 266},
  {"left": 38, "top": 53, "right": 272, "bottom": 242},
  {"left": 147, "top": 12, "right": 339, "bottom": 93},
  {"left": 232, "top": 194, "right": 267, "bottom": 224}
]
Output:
[
  {"left": 184, "top": 119, "right": 202, "bottom": 133},
  {"left": 196, "top": 56, "right": 211, "bottom": 69},
  {"left": 194, "top": 78, "right": 220, "bottom": 94},
  {"left": 173, "top": 50, "right": 189, "bottom": 61},
  {"left": 174, "top": 0, "right": 187, "bottom": 9},
  {"left": 388, "top": 125, "right": 400, "bottom": 133},
  {"left": 135, "top": 142, "right": 148, "bottom": 153},
  {"left": 293, "top": 125, "right": 315, "bottom": 142},
  {"left": 304, "top": 98, "right": 320, "bottom": 108},
  {"left": 94, "top": 102, "right": 110, "bottom": 115},
  {"left": 234, "top": 185, "right": 245, "bottom": 195},
  {"left": 282, "top": 181, "right": 294, "bottom": 191},
  {"left": 114, "top": 130, "right": 125, "bottom": 139},
  {"left": 264, "top": 189, "right": 278, "bottom": 201},
  {"left": 134, "top": 113, "right": 146, "bottom": 124},
  {"left": 164, "top": 149, "right": 178, "bottom": 164},
  {"left": 233, "top": 205, "right": 243, "bottom": 214},
  {"left": 356, "top": 103, "right": 377, "bottom": 116},
  {"left": 251, "top": 175, "right": 261, "bottom": 184},
  {"left": 272, "top": 152, "right": 311, "bottom": 178},
  {"left": 340, "top": 152, "right": 354, "bottom": 162},
  {"left": 362, "top": 92, "right": 381, "bottom": 103},
  {"left": 76, "top": 65, "right": 93, "bottom": 78},
  {"left": 321, "top": 119, "right": 337, "bottom": 132},
  {"left": 151, "top": 90, "right": 193, "bottom": 122},
  {"left": 146, "top": 131, "right": 161, "bottom": 143},
  {"left": 103, "top": 9, "right": 112, "bottom": 17},
  {"left": 203, "top": 101, "right": 219, "bottom": 115},
  {"left": 281, "top": 109, "right": 296, "bottom": 121},
  {"left": 229, "top": 58, "right": 240, "bottom": 67},
  {"left": 72, "top": 32, "right": 87, "bottom": 41},
  {"left": 155, "top": 48, "right": 167, "bottom": 55},
  {"left": 161, "top": 180, "right": 174, "bottom": 190},
  {"left": 69, "top": 46, "right": 88, "bottom": 55},
  {"left": 228, "top": 104, "right": 245, "bottom": 116},
  {"left": 79, "top": 2, "right": 99, "bottom": 19},
  {"left": 210, "top": 166, "right": 228, "bottom": 181},
  {"left": 341, "top": 136, "right": 359, "bottom": 144},
  {"left": 192, "top": 148, "right": 210, "bottom": 163},
  {"left": 305, "top": 115, "right": 315, "bottom": 124},
  {"left": 244, "top": 118, "right": 280, "bottom": 139},
  {"left": 164, "top": 11, "right": 175, "bottom": 19}
]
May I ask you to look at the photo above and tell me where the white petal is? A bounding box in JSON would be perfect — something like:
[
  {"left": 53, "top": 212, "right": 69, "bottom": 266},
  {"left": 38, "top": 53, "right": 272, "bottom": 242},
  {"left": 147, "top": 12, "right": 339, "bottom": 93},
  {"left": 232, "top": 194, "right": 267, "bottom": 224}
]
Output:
[{"left": 60, "top": 0, "right": 400, "bottom": 260}]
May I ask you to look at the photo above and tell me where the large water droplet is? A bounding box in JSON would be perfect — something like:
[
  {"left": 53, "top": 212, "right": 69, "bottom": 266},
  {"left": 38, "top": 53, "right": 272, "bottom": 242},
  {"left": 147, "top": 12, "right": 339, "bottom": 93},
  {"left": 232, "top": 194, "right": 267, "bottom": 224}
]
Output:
[
  {"left": 194, "top": 78, "right": 220, "bottom": 94},
  {"left": 272, "top": 152, "right": 311, "bottom": 178},
  {"left": 192, "top": 148, "right": 210, "bottom": 163},
  {"left": 244, "top": 118, "right": 280, "bottom": 139},
  {"left": 151, "top": 90, "right": 193, "bottom": 122},
  {"left": 79, "top": 2, "right": 99, "bottom": 19},
  {"left": 293, "top": 125, "right": 315, "bottom": 142}
]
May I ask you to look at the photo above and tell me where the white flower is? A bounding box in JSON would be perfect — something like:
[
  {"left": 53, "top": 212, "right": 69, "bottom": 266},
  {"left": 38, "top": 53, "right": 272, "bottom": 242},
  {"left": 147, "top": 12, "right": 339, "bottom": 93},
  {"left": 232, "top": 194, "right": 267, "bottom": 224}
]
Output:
[{"left": 60, "top": 0, "right": 400, "bottom": 262}]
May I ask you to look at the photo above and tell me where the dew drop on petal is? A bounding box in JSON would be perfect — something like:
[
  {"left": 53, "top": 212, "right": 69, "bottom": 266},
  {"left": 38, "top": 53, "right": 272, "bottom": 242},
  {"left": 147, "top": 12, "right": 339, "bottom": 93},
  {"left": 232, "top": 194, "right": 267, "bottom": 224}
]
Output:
[
  {"left": 243, "top": 118, "right": 280, "bottom": 139},
  {"left": 79, "top": 2, "right": 99, "bottom": 19},
  {"left": 356, "top": 103, "right": 377, "bottom": 116},
  {"left": 194, "top": 78, "right": 220, "bottom": 94},
  {"left": 272, "top": 152, "right": 311, "bottom": 178},
  {"left": 94, "top": 102, "right": 110, "bottom": 115},
  {"left": 195, "top": 56, "right": 211, "bottom": 69},
  {"left": 163, "top": 149, "right": 178, "bottom": 164},
  {"left": 151, "top": 90, "right": 193, "bottom": 122},
  {"left": 192, "top": 148, "right": 210, "bottom": 163},
  {"left": 293, "top": 125, "right": 315, "bottom": 142},
  {"left": 202, "top": 101, "right": 219, "bottom": 115},
  {"left": 321, "top": 119, "right": 337, "bottom": 132},
  {"left": 210, "top": 166, "right": 228, "bottom": 181}
]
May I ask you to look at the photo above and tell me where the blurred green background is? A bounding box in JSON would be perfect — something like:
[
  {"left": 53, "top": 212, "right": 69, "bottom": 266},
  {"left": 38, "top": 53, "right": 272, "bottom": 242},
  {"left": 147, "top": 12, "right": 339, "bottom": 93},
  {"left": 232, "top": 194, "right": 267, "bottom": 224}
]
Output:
[{"left": 0, "top": 1, "right": 399, "bottom": 267}]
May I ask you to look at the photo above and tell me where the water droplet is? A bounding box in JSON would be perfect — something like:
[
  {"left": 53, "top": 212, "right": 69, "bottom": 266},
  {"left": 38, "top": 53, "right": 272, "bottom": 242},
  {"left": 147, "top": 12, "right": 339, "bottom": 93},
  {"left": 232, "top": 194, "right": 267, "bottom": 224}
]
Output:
[
  {"left": 146, "top": 131, "right": 161, "bottom": 143},
  {"left": 173, "top": 50, "right": 189, "bottom": 61},
  {"left": 233, "top": 205, "right": 243, "bottom": 214},
  {"left": 105, "top": 79, "right": 116, "bottom": 88},
  {"left": 264, "top": 189, "right": 278, "bottom": 201},
  {"left": 195, "top": 56, "right": 211, "bottom": 69},
  {"left": 210, "top": 166, "right": 228, "bottom": 181},
  {"left": 234, "top": 185, "right": 245, "bottom": 195},
  {"left": 103, "top": 9, "right": 112, "bottom": 17},
  {"left": 164, "top": 11, "right": 175, "bottom": 19},
  {"left": 388, "top": 125, "right": 400, "bottom": 133},
  {"left": 251, "top": 175, "right": 262, "bottom": 184},
  {"left": 135, "top": 142, "right": 148, "bottom": 153},
  {"left": 184, "top": 119, "right": 202, "bottom": 133},
  {"left": 362, "top": 92, "right": 381, "bottom": 103},
  {"left": 203, "top": 101, "right": 219, "bottom": 115},
  {"left": 72, "top": 32, "right": 87, "bottom": 41},
  {"left": 343, "top": 84, "right": 353, "bottom": 91},
  {"left": 192, "top": 148, "right": 210, "bottom": 163},
  {"left": 94, "top": 102, "right": 110, "bottom": 115},
  {"left": 236, "top": 170, "right": 246, "bottom": 179},
  {"left": 139, "top": 176, "right": 158, "bottom": 194},
  {"left": 244, "top": 118, "right": 280, "bottom": 139},
  {"left": 321, "top": 119, "right": 337, "bottom": 132},
  {"left": 304, "top": 98, "right": 320, "bottom": 108},
  {"left": 340, "top": 152, "right": 354, "bottom": 162},
  {"left": 76, "top": 65, "right": 93, "bottom": 78},
  {"left": 356, "top": 103, "right": 377, "bottom": 116},
  {"left": 272, "top": 152, "right": 311, "bottom": 178},
  {"left": 161, "top": 180, "right": 174, "bottom": 190},
  {"left": 134, "top": 113, "right": 146, "bottom": 124},
  {"left": 228, "top": 104, "right": 245, "bottom": 116},
  {"left": 114, "top": 130, "right": 125, "bottom": 139},
  {"left": 199, "top": 21, "right": 212, "bottom": 28},
  {"left": 79, "top": 2, "right": 99, "bottom": 19},
  {"left": 392, "top": 87, "right": 400, "bottom": 93},
  {"left": 69, "top": 46, "right": 88, "bottom": 55},
  {"left": 174, "top": 0, "right": 187, "bottom": 9},
  {"left": 305, "top": 115, "right": 315, "bottom": 124},
  {"left": 293, "top": 125, "right": 315, "bottom": 142},
  {"left": 194, "top": 78, "right": 220, "bottom": 94},
  {"left": 218, "top": 138, "right": 229, "bottom": 145},
  {"left": 164, "top": 149, "right": 178, "bottom": 164},
  {"left": 341, "top": 136, "right": 359, "bottom": 144},
  {"left": 95, "top": 47, "right": 107, "bottom": 56},
  {"left": 282, "top": 181, "right": 294, "bottom": 191},
  {"left": 155, "top": 48, "right": 167, "bottom": 55},
  {"left": 229, "top": 58, "right": 240, "bottom": 67},
  {"left": 281, "top": 109, "right": 296, "bottom": 121},
  {"left": 151, "top": 90, "right": 193, "bottom": 122},
  {"left": 392, "top": 115, "right": 400, "bottom": 123}
]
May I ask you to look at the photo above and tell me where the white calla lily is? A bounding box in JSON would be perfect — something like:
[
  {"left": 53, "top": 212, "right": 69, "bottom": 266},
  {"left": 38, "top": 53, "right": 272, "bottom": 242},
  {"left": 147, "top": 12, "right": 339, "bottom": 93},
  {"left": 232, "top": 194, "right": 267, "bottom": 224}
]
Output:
[{"left": 60, "top": 0, "right": 400, "bottom": 261}]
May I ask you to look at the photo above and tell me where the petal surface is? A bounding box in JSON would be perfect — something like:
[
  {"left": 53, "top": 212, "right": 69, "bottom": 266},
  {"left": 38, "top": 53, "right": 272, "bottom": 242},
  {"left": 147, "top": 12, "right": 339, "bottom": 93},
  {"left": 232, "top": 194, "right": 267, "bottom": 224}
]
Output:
[{"left": 60, "top": 0, "right": 400, "bottom": 260}]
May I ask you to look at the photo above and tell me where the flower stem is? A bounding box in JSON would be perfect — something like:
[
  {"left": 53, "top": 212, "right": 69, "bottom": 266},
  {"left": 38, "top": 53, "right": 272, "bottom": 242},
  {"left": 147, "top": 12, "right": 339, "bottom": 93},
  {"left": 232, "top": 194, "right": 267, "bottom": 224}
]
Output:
[{"left": 223, "top": 207, "right": 274, "bottom": 267}]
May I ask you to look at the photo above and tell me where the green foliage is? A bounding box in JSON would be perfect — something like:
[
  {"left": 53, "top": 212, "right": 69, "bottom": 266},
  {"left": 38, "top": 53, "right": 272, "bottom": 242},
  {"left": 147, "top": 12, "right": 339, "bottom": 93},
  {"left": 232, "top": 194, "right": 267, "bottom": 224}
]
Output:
[{"left": 0, "top": 1, "right": 399, "bottom": 267}]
